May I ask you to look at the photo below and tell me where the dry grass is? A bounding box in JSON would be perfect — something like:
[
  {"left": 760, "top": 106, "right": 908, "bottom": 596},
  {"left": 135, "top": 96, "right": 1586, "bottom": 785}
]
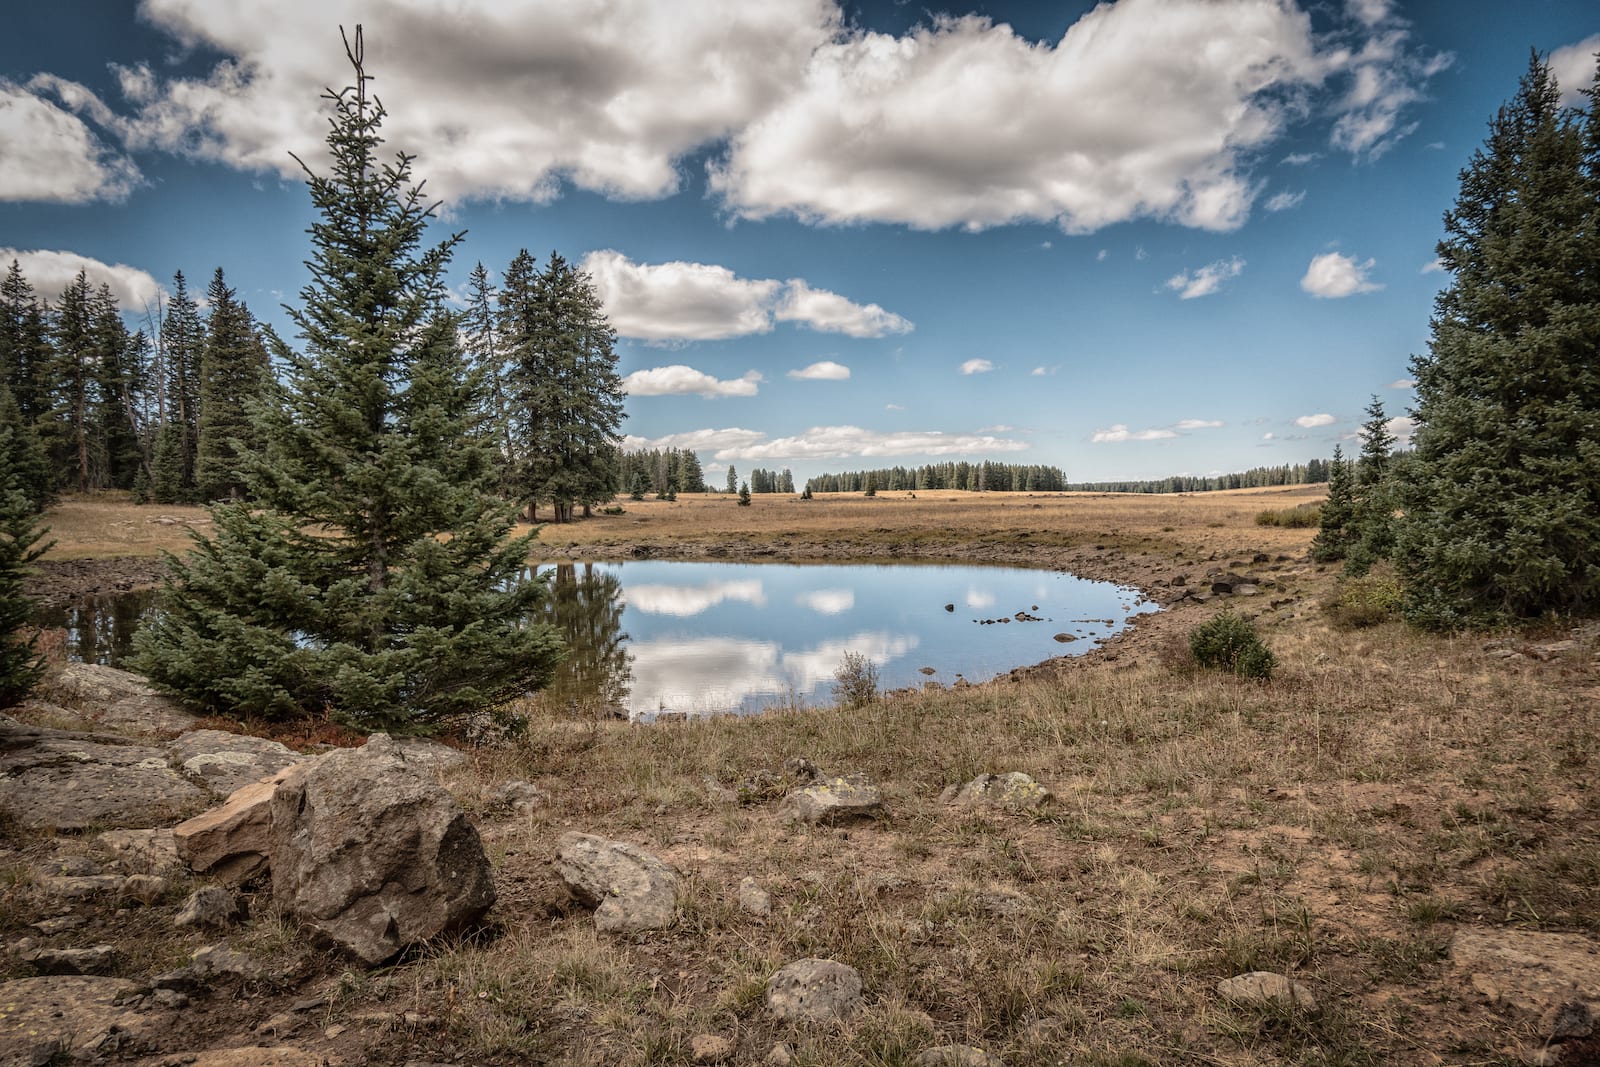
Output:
[
  {"left": 18, "top": 486, "right": 1598, "bottom": 1066},
  {"left": 37, "top": 494, "right": 213, "bottom": 560}
]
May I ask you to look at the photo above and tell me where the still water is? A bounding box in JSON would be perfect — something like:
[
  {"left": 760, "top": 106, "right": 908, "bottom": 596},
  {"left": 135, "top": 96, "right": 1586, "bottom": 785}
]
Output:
[{"left": 36, "top": 561, "right": 1156, "bottom": 720}]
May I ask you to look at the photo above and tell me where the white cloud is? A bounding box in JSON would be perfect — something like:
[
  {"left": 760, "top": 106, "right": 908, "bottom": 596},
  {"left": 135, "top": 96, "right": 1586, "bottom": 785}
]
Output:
[
  {"left": 1388, "top": 378, "right": 1415, "bottom": 389},
  {"left": 977, "top": 424, "right": 1013, "bottom": 433},
  {"left": 581, "top": 250, "right": 910, "bottom": 342},
  {"left": 1091, "top": 424, "right": 1179, "bottom": 443},
  {"left": 797, "top": 589, "right": 854, "bottom": 615},
  {"left": 1328, "top": 25, "right": 1452, "bottom": 160},
  {"left": 0, "top": 81, "right": 139, "bottom": 203},
  {"left": 1264, "top": 189, "right": 1306, "bottom": 212},
  {"left": 1385, "top": 415, "right": 1416, "bottom": 444},
  {"left": 1552, "top": 35, "right": 1600, "bottom": 109},
  {"left": 1165, "top": 256, "right": 1245, "bottom": 300},
  {"left": 1262, "top": 432, "right": 1276, "bottom": 440},
  {"left": 622, "top": 365, "right": 762, "bottom": 398},
  {"left": 1420, "top": 257, "right": 1445, "bottom": 274},
  {"left": 1295, "top": 413, "right": 1337, "bottom": 428},
  {"left": 788, "top": 360, "right": 851, "bottom": 381},
  {"left": 884, "top": 403, "right": 905, "bottom": 411},
  {"left": 1282, "top": 151, "right": 1319, "bottom": 165},
  {"left": 1031, "top": 366, "right": 1056, "bottom": 377},
  {"left": 1347, "top": 0, "right": 1391, "bottom": 28},
  {"left": 1096, "top": 249, "right": 1108, "bottom": 261},
  {"left": 774, "top": 280, "right": 912, "bottom": 338},
  {"left": 1175, "top": 418, "right": 1224, "bottom": 430},
  {"left": 114, "top": 0, "right": 839, "bottom": 204},
  {"left": 0, "top": 248, "right": 162, "bottom": 311},
  {"left": 625, "top": 425, "right": 1028, "bottom": 462},
  {"left": 960, "top": 358, "right": 994, "bottom": 375},
  {"left": 626, "top": 579, "right": 766, "bottom": 617},
  {"left": 1300, "top": 252, "right": 1382, "bottom": 298}
]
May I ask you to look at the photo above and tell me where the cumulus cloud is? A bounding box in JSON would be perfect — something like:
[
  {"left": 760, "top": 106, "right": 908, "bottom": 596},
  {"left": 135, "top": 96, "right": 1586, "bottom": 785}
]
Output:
[
  {"left": 960, "top": 359, "right": 994, "bottom": 375},
  {"left": 1301, "top": 252, "right": 1382, "bottom": 298},
  {"left": 1264, "top": 189, "right": 1306, "bottom": 212},
  {"left": 1420, "top": 257, "right": 1445, "bottom": 274},
  {"left": 581, "top": 250, "right": 910, "bottom": 342},
  {"left": 0, "top": 81, "right": 139, "bottom": 202},
  {"left": 1389, "top": 378, "right": 1415, "bottom": 389},
  {"left": 622, "top": 365, "right": 762, "bottom": 398},
  {"left": 788, "top": 360, "right": 850, "bottom": 381},
  {"left": 1165, "top": 256, "right": 1245, "bottom": 299},
  {"left": 1552, "top": 35, "right": 1600, "bottom": 109},
  {"left": 1328, "top": 16, "right": 1453, "bottom": 160},
  {"left": 624, "top": 425, "right": 1028, "bottom": 462},
  {"left": 1091, "top": 424, "right": 1179, "bottom": 443},
  {"left": 0, "top": 248, "right": 162, "bottom": 310},
  {"left": 1176, "top": 418, "right": 1224, "bottom": 430},
  {"left": 1282, "top": 151, "right": 1320, "bottom": 165},
  {"left": 1295, "top": 413, "right": 1337, "bottom": 428}
]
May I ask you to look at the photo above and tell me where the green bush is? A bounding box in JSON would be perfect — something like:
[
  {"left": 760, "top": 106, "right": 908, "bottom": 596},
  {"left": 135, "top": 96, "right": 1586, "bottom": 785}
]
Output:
[
  {"left": 1330, "top": 570, "right": 1404, "bottom": 628},
  {"left": 832, "top": 651, "right": 879, "bottom": 707},
  {"left": 1254, "top": 504, "right": 1321, "bottom": 528},
  {"left": 1189, "top": 610, "right": 1275, "bottom": 680}
]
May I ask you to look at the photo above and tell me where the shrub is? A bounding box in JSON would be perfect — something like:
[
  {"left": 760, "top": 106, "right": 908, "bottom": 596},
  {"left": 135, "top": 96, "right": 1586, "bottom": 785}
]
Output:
[
  {"left": 1330, "top": 569, "right": 1405, "bottom": 628},
  {"left": 1188, "top": 610, "right": 1275, "bottom": 680},
  {"left": 1254, "top": 504, "right": 1321, "bottom": 528},
  {"left": 832, "top": 651, "right": 879, "bottom": 707}
]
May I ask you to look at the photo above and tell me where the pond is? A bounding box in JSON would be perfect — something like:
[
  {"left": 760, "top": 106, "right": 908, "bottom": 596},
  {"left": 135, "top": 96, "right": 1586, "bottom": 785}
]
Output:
[{"left": 34, "top": 561, "right": 1156, "bottom": 720}]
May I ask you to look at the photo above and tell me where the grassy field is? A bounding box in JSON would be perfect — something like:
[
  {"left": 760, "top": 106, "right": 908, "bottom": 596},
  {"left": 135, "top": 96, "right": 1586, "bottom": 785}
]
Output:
[{"left": 13, "top": 488, "right": 1599, "bottom": 1066}]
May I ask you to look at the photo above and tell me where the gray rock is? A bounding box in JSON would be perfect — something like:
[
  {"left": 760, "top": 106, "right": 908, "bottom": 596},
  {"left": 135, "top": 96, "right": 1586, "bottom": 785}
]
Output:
[
  {"left": 18, "top": 944, "right": 119, "bottom": 976},
  {"left": 737, "top": 876, "right": 772, "bottom": 917},
  {"left": 270, "top": 735, "right": 496, "bottom": 966},
  {"left": 915, "top": 1046, "right": 1006, "bottom": 1067},
  {"left": 555, "top": 832, "right": 681, "bottom": 933},
  {"left": 492, "top": 779, "right": 547, "bottom": 812},
  {"left": 1452, "top": 928, "right": 1600, "bottom": 1023},
  {"left": 175, "top": 887, "right": 242, "bottom": 929},
  {"left": 170, "top": 729, "right": 306, "bottom": 795},
  {"left": 778, "top": 775, "right": 883, "bottom": 826},
  {"left": 190, "top": 943, "right": 263, "bottom": 980},
  {"left": 38, "top": 663, "right": 199, "bottom": 738},
  {"left": 0, "top": 721, "right": 213, "bottom": 831},
  {"left": 1217, "top": 971, "right": 1318, "bottom": 1012},
  {"left": 120, "top": 873, "right": 169, "bottom": 905},
  {"left": 940, "top": 772, "right": 1052, "bottom": 810},
  {"left": 764, "top": 958, "right": 864, "bottom": 1022},
  {"left": 390, "top": 737, "right": 469, "bottom": 774},
  {"left": 37, "top": 875, "right": 124, "bottom": 900},
  {"left": 97, "top": 828, "right": 180, "bottom": 875},
  {"left": 0, "top": 976, "right": 151, "bottom": 1065}
]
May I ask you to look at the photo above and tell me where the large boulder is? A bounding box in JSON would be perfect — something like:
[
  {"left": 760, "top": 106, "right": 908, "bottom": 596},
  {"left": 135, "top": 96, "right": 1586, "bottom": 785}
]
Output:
[
  {"left": 269, "top": 735, "right": 495, "bottom": 966},
  {"left": 555, "top": 832, "right": 681, "bottom": 933},
  {"left": 0, "top": 720, "right": 212, "bottom": 831}
]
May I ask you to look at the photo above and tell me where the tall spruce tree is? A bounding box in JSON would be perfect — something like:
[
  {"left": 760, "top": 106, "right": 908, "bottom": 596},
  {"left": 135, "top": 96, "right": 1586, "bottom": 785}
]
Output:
[
  {"left": 194, "top": 268, "right": 269, "bottom": 501},
  {"left": 1345, "top": 395, "right": 1398, "bottom": 574},
  {"left": 1396, "top": 52, "right": 1600, "bottom": 627},
  {"left": 160, "top": 272, "right": 204, "bottom": 500},
  {"left": 0, "top": 435, "right": 52, "bottom": 707},
  {"left": 1311, "top": 445, "right": 1355, "bottom": 563},
  {"left": 134, "top": 28, "right": 563, "bottom": 729}
]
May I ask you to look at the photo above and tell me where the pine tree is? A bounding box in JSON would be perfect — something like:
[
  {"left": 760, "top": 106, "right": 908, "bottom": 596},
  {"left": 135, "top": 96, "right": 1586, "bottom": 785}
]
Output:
[
  {"left": 0, "top": 384, "right": 53, "bottom": 511},
  {"left": 195, "top": 269, "right": 269, "bottom": 501},
  {"left": 738, "top": 481, "right": 751, "bottom": 506},
  {"left": 461, "top": 260, "right": 516, "bottom": 494},
  {"left": 160, "top": 271, "right": 204, "bottom": 500},
  {"left": 1, "top": 262, "right": 53, "bottom": 441},
  {"left": 1311, "top": 445, "right": 1356, "bottom": 563},
  {"left": 90, "top": 283, "right": 144, "bottom": 491},
  {"left": 134, "top": 28, "right": 564, "bottom": 729},
  {"left": 726, "top": 465, "right": 738, "bottom": 494},
  {"left": 1396, "top": 52, "right": 1600, "bottom": 626},
  {"left": 0, "top": 435, "right": 52, "bottom": 707},
  {"left": 1345, "top": 396, "right": 1397, "bottom": 574},
  {"left": 50, "top": 270, "right": 99, "bottom": 493}
]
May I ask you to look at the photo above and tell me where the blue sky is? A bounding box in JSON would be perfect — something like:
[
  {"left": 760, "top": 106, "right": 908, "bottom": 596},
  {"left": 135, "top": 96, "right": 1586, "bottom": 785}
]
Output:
[{"left": 2, "top": 1, "right": 1596, "bottom": 486}]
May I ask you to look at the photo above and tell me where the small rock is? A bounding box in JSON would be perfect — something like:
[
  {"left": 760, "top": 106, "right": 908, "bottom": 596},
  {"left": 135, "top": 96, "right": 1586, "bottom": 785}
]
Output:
[
  {"left": 915, "top": 1046, "right": 1006, "bottom": 1067},
  {"left": 1549, "top": 1001, "right": 1594, "bottom": 1041},
  {"left": 1053, "top": 633, "right": 1077, "bottom": 643},
  {"left": 30, "top": 915, "right": 88, "bottom": 936},
  {"left": 765, "top": 958, "right": 864, "bottom": 1022},
  {"left": 171, "top": 729, "right": 305, "bottom": 795},
  {"left": 941, "top": 772, "right": 1052, "bottom": 810},
  {"left": 121, "top": 874, "right": 169, "bottom": 905},
  {"left": 256, "top": 1011, "right": 303, "bottom": 1036},
  {"left": 38, "top": 875, "right": 124, "bottom": 900},
  {"left": 175, "top": 887, "right": 242, "bottom": 929},
  {"left": 19, "top": 944, "right": 119, "bottom": 976},
  {"left": 782, "top": 756, "right": 818, "bottom": 781},
  {"left": 173, "top": 774, "right": 285, "bottom": 885},
  {"left": 766, "top": 1044, "right": 797, "bottom": 1066},
  {"left": 1217, "top": 971, "right": 1317, "bottom": 1012},
  {"left": 555, "top": 832, "right": 681, "bottom": 933},
  {"left": 944, "top": 604, "right": 955, "bottom": 612},
  {"left": 737, "top": 877, "right": 772, "bottom": 917},
  {"left": 691, "top": 1034, "right": 735, "bottom": 1063},
  {"left": 152, "top": 987, "right": 189, "bottom": 1009},
  {"left": 48, "top": 855, "right": 102, "bottom": 877},
  {"left": 97, "top": 828, "right": 181, "bottom": 875},
  {"left": 778, "top": 775, "right": 883, "bottom": 826},
  {"left": 1529, "top": 640, "right": 1578, "bottom": 660},
  {"left": 190, "top": 943, "right": 262, "bottom": 980}
]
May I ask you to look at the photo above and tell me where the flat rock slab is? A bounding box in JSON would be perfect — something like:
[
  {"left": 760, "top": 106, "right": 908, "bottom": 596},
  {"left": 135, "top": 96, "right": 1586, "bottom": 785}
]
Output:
[
  {"left": 0, "top": 722, "right": 212, "bottom": 831},
  {"left": 1217, "top": 971, "right": 1318, "bottom": 1012},
  {"left": 765, "top": 958, "right": 864, "bottom": 1022},
  {"left": 0, "top": 975, "right": 154, "bottom": 1064},
  {"left": 778, "top": 776, "right": 883, "bottom": 826},
  {"left": 97, "top": 828, "right": 181, "bottom": 875},
  {"left": 555, "top": 832, "right": 681, "bottom": 933},
  {"left": 39, "top": 663, "right": 198, "bottom": 738},
  {"left": 1452, "top": 928, "right": 1600, "bottom": 1020},
  {"left": 171, "top": 729, "right": 307, "bottom": 795}
]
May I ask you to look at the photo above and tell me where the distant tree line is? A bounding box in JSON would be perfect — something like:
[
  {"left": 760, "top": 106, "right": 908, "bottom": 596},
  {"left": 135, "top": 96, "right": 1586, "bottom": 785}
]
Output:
[
  {"left": 807, "top": 461, "right": 1070, "bottom": 494},
  {"left": 617, "top": 447, "right": 706, "bottom": 498},
  {"left": 1067, "top": 459, "right": 1330, "bottom": 495}
]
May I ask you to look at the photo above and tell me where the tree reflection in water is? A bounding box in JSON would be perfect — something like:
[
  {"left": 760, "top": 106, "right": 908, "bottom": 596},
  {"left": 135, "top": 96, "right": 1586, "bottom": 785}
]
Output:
[
  {"left": 532, "top": 562, "right": 632, "bottom": 717},
  {"left": 31, "top": 589, "right": 160, "bottom": 669}
]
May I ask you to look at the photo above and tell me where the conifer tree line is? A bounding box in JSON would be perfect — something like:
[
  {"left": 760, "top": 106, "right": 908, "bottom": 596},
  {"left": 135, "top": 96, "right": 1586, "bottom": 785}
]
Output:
[
  {"left": 616, "top": 447, "right": 707, "bottom": 498},
  {"left": 1068, "top": 459, "right": 1332, "bottom": 495},
  {"left": 1316, "top": 51, "right": 1600, "bottom": 628},
  {"left": 746, "top": 467, "right": 795, "bottom": 494},
  {"left": 807, "top": 461, "right": 1072, "bottom": 494}
]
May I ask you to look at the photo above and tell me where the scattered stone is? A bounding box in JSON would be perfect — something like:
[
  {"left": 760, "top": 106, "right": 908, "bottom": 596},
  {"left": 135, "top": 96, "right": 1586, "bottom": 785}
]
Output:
[
  {"left": 778, "top": 775, "right": 883, "bottom": 826},
  {"left": 152, "top": 987, "right": 189, "bottom": 1009},
  {"left": 37, "top": 875, "right": 124, "bottom": 899},
  {"left": 171, "top": 729, "right": 306, "bottom": 795},
  {"left": 39, "top": 663, "right": 198, "bottom": 737},
  {"left": 691, "top": 1034, "right": 735, "bottom": 1063},
  {"left": 1452, "top": 928, "right": 1600, "bottom": 1023},
  {"left": 291, "top": 996, "right": 329, "bottom": 1013},
  {"left": 916, "top": 1046, "right": 1006, "bottom": 1067},
  {"left": 97, "top": 828, "right": 181, "bottom": 875},
  {"left": 0, "top": 975, "right": 151, "bottom": 1066},
  {"left": 151, "top": 967, "right": 200, "bottom": 992},
  {"left": 30, "top": 915, "right": 88, "bottom": 935},
  {"left": 270, "top": 735, "right": 496, "bottom": 966},
  {"left": 555, "top": 832, "right": 681, "bottom": 933},
  {"left": 737, "top": 876, "right": 772, "bottom": 917},
  {"left": 940, "top": 772, "right": 1052, "bottom": 811},
  {"left": 176, "top": 1050, "right": 331, "bottom": 1066},
  {"left": 173, "top": 773, "right": 285, "bottom": 885},
  {"left": 190, "top": 943, "right": 263, "bottom": 980},
  {"left": 701, "top": 775, "right": 738, "bottom": 804},
  {"left": 256, "top": 1011, "right": 304, "bottom": 1037},
  {"left": 1549, "top": 1001, "right": 1594, "bottom": 1042},
  {"left": 1053, "top": 633, "right": 1077, "bottom": 643},
  {"left": 918, "top": 666, "right": 937, "bottom": 675},
  {"left": 782, "top": 756, "right": 818, "bottom": 781},
  {"left": 18, "top": 944, "right": 118, "bottom": 976},
  {"left": 175, "top": 886, "right": 243, "bottom": 929},
  {"left": 46, "top": 854, "right": 102, "bottom": 876},
  {"left": 1529, "top": 640, "right": 1578, "bottom": 661},
  {"left": 944, "top": 603, "right": 955, "bottom": 612},
  {"left": 492, "top": 779, "right": 547, "bottom": 812},
  {"left": 121, "top": 873, "right": 169, "bottom": 905},
  {"left": 1217, "top": 971, "right": 1318, "bottom": 1012},
  {"left": 764, "top": 958, "right": 864, "bottom": 1022},
  {"left": 0, "top": 721, "right": 212, "bottom": 831},
  {"left": 766, "top": 1043, "right": 797, "bottom": 1066}
]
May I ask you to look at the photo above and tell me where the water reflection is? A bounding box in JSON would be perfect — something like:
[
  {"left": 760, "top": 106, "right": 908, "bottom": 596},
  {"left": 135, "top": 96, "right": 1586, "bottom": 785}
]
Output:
[{"left": 36, "top": 560, "right": 1156, "bottom": 721}]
